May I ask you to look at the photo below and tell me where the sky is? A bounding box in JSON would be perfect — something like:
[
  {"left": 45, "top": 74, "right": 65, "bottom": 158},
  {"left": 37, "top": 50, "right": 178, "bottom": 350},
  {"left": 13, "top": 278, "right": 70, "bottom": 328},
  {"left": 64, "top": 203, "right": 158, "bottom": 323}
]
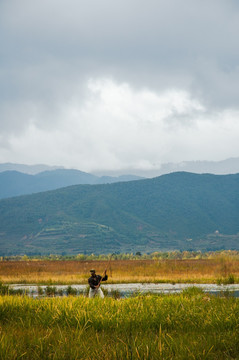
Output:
[{"left": 1, "top": 0, "right": 239, "bottom": 174}]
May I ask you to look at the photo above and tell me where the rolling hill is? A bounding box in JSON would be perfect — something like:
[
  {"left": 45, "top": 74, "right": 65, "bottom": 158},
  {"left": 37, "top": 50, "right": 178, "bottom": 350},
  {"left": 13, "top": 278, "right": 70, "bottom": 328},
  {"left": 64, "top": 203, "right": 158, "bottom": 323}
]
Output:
[{"left": 0, "top": 172, "right": 239, "bottom": 255}]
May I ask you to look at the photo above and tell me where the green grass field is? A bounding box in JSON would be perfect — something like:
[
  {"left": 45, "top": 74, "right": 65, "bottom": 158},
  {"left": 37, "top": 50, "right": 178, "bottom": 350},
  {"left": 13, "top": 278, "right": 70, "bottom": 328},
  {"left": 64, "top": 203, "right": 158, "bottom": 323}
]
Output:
[{"left": 0, "top": 288, "right": 238, "bottom": 359}]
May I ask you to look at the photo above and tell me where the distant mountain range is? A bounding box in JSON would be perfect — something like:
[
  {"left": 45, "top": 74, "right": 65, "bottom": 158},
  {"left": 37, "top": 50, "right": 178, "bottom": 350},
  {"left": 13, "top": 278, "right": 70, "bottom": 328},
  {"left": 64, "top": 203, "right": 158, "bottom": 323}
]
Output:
[
  {"left": 2, "top": 157, "right": 239, "bottom": 178},
  {"left": 0, "top": 163, "right": 64, "bottom": 175},
  {"left": 0, "top": 172, "right": 239, "bottom": 255},
  {"left": 94, "top": 157, "right": 239, "bottom": 177},
  {"left": 0, "top": 169, "right": 143, "bottom": 199},
  {"left": 158, "top": 157, "right": 239, "bottom": 176},
  {"left": 1, "top": 158, "right": 239, "bottom": 199}
]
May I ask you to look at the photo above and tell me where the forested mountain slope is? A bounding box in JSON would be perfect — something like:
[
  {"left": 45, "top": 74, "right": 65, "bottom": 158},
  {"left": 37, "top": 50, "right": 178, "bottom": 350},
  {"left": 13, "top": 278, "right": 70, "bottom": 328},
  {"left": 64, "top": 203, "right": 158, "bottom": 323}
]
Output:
[{"left": 0, "top": 172, "right": 239, "bottom": 255}]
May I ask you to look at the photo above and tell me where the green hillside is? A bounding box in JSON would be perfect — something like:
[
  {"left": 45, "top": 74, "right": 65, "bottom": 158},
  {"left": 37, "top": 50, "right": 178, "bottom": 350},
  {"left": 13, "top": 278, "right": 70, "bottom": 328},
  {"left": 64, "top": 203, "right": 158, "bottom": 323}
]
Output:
[{"left": 0, "top": 172, "right": 239, "bottom": 255}]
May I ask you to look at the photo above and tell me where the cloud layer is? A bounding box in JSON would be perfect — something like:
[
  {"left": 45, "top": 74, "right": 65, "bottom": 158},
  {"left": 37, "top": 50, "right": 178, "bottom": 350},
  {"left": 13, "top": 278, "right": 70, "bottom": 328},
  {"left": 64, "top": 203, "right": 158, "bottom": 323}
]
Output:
[{"left": 1, "top": 0, "right": 239, "bottom": 172}]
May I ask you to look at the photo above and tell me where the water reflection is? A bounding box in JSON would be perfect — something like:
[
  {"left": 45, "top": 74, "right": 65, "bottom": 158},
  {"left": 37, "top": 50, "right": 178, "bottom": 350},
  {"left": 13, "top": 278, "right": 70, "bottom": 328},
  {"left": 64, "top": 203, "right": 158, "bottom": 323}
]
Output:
[{"left": 8, "top": 283, "right": 239, "bottom": 298}]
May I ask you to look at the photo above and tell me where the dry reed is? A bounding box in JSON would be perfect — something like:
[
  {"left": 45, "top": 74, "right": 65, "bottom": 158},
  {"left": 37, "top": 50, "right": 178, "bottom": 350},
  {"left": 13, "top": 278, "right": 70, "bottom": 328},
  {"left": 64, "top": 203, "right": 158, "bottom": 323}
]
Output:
[{"left": 0, "top": 257, "right": 238, "bottom": 284}]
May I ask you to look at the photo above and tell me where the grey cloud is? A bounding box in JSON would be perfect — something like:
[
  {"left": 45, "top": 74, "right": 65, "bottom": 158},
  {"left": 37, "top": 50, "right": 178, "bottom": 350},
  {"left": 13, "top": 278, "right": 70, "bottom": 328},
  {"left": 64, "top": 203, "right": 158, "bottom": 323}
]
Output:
[
  {"left": 1, "top": 0, "right": 238, "bottom": 107},
  {"left": 1, "top": 0, "right": 239, "bottom": 169}
]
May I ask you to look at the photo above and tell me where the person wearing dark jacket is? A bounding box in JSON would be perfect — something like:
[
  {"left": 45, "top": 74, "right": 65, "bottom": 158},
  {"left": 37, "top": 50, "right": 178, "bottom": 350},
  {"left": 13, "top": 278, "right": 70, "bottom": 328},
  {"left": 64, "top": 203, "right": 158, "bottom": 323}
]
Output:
[{"left": 88, "top": 269, "right": 108, "bottom": 298}]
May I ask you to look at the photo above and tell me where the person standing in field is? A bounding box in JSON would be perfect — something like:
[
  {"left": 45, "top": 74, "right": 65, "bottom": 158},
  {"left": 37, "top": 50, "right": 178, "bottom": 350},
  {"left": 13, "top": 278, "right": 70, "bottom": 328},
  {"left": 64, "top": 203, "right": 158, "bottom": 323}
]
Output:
[{"left": 88, "top": 269, "right": 108, "bottom": 298}]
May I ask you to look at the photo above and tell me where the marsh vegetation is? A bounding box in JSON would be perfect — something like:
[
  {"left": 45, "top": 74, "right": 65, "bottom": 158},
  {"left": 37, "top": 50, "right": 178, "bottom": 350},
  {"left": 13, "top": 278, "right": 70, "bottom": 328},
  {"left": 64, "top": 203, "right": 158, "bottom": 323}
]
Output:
[
  {"left": 0, "top": 289, "right": 238, "bottom": 359},
  {"left": 0, "top": 252, "right": 238, "bottom": 285},
  {"left": 0, "top": 252, "right": 238, "bottom": 359}
]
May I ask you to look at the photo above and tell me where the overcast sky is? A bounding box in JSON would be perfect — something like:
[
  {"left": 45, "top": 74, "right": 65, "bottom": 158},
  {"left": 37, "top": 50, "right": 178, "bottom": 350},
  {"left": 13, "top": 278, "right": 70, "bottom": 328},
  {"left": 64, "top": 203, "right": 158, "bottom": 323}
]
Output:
[{"left": 1, "top": 0, "right": 239, "bottom": 174}]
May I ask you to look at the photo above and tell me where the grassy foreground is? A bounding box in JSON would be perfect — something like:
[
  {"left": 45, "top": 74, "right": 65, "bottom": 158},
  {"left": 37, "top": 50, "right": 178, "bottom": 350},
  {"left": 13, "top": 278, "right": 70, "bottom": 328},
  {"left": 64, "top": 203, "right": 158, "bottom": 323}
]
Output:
[
  {"left": 0, "top": 290, "right": 238, "bottom": 359},
  {"left": 0, "top": 256, "right": 239, "bottom": 284}
]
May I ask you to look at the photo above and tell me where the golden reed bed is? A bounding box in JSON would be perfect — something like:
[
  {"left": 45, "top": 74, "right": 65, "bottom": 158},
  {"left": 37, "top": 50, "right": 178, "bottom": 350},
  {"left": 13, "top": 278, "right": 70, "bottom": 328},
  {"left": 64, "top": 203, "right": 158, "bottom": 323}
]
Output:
[{"left": 0, "top": 257, "right": 239, "bottom": 284}]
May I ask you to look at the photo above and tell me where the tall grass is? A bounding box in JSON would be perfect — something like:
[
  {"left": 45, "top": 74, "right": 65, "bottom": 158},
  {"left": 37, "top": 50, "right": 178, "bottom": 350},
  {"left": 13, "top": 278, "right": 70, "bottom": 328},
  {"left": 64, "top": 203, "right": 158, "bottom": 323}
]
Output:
[
  {"left": 0, "top": 291, "right": 238, "bottom": 359},
  {"left": 0, "top": 257, "right": 238, "bottom": 284}
]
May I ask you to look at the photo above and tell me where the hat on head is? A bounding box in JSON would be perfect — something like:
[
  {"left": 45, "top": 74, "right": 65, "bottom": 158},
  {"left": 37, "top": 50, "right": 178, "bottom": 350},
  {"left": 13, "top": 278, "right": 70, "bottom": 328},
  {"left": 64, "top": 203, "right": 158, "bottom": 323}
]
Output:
[{"left": 90, "top": 269, "right": 95, "bottom": 273}]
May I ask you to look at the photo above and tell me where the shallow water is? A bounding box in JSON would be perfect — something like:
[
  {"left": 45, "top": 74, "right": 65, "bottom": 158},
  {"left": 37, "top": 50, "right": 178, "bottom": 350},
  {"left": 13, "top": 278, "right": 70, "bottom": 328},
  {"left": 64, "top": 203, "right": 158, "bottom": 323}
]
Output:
[{"left": 9, "top": 283, "right": 239, "bottom": 297}]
